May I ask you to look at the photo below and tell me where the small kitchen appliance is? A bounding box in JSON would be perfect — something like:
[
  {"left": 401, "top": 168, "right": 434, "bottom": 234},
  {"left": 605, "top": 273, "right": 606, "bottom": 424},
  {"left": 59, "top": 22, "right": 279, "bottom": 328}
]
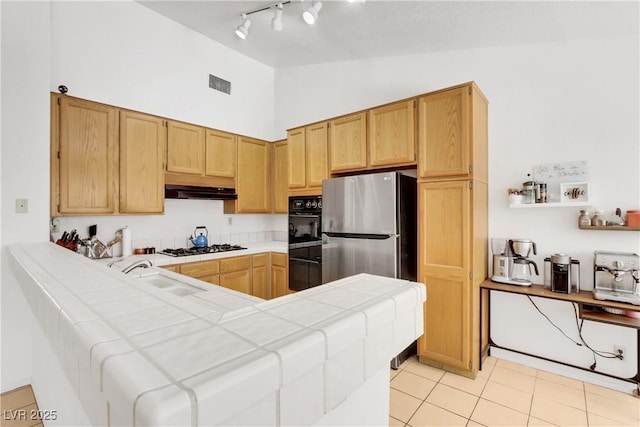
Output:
[
  {"left": 491, "top": 238, "right": 539, "bottom": 286},
  {"left": 592, "top": 251, "right": 640, "bottom": 305},
  {"left": 550, "top": 253, "right": 571, "bottom": 294}
]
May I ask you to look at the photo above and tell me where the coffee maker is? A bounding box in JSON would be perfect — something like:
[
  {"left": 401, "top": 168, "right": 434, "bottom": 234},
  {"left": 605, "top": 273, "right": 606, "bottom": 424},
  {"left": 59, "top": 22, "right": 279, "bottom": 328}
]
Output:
[
  {"left": 592, "top": 251, "right": 640, "bottom": 305},
  {"left": 491, "top": 238, "right": 539, "bottom": 286}
]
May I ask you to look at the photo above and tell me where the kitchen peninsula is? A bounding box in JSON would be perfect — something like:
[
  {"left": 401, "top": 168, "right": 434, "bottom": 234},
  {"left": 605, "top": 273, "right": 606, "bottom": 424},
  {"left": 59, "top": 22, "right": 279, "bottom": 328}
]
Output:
[{"left": 9, "top": 242, "right": 425, "bottom": 426}]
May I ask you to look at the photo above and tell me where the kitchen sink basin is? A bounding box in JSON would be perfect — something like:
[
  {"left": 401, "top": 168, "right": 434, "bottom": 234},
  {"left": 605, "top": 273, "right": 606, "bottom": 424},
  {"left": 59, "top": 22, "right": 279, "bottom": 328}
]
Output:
[{"left": 137, "top": 271, "right": 205, "bottom": 297}]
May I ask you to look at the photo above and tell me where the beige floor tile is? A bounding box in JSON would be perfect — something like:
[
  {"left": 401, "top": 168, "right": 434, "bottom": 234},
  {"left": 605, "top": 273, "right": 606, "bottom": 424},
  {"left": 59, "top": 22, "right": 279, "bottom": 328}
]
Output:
[
  {"left": 527, "top": 416, "right": 558, "bottom": 426},
  {"left": 481, "top": 380, "right": 532, "bottom": 414},
  {"left": 391, "top": 368, "right": 401, "bottom": 381},
  {"left": 530, "top": 395, "right": 587, "bottom": 426},
  {"left": 587, "top": 412, "right": 632, "bottom": 426},
  {"left": 535, "top": 370, "right": 583, "bottom": 391},
  {"left": 404, "top": 359, "right": 446, "bottom": 382},
  {"left": 408, "top": 402, "right": 468, "bottom": 427},
  {"left": 585, "top": 391, "right": 640, "bottom": 426},
  {"left": 390, "top": 388, "right": 422, "bottom": 423},
  {"left": 477, "top": 356, "right": 497, "bottom": 379},
  {"left": 470, "top": 398, "right": 528, "bottom": 427},
  {"left": 495, "top": 358, "right": 538, "bottom": 377},
  {"left": 489, "top": 365, "right": 536, "bottom": 394},
  {"left": 389, "top": 415, "right": 405, "bottom": 426},
  {"left": 466, "top": 421, "right": 486, "bottom": 427},
  {"left": 534, "top": 378, "right": 586, "bottom": 411},
  {"left": 391, "top": 371, "right": 438, "bottom": 400},
  {"left": 584, "top": 382, "right": 639, "bottom": 405},
  {"left": 440, "top": 371, "right": 488, "bottom": 396},
  {"left": 426, "top": 383, "right": 479, "bottom": 418}
]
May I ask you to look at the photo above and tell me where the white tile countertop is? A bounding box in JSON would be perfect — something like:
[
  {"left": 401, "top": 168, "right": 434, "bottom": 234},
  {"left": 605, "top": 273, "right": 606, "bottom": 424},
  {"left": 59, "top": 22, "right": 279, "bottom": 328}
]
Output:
[
  {"left": 9, "top": 242, "right": 425, "bottom": 426},
  {"left": 100, "top": 240, "right": 288, "bottom": 270}
]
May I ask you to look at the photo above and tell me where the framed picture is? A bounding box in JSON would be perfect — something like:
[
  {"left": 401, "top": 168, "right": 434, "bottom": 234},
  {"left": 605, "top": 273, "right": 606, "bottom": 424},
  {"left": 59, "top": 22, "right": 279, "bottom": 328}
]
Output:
[{"left": 560, "top": 182, "right": 589, "bottom": 203}]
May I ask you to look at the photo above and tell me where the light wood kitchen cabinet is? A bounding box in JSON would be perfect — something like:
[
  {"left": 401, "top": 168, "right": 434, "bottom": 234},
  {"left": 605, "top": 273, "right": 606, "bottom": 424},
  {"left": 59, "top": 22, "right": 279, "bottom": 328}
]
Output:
[
  {"left": 225, "top": 136, "right": 271, "bottom": 213},
  {"left": 368, "top": 100, "right": 416, "bottom": 168},
  {"left": 251, "top": 253, "right": 270, "bottom": 299},
  {"left": 180, "top": 259, "right": 220, "bottom": 285},
  {"left": 52, "top": 95, "right": 119, "bottom": 215},
  {"left": 272, "top": 140, "right": 288, "bottom": 213},
  {"left": 329, "top": 112, "right": 367, "bottom": 172},
  {"left": 119, "top": 111, "right": 166, "bottom": 214},
  {"left": 219, "top": 255, "right": 252, "bottom": 294},
  {"left": 287, "top": 123, "right": 328, "bottom": 195},
  {"left": 417, "top": 82, "right": 488, "bottom": 377},
  {"left": 205, "top": 129, "right": 236, "bottom": 178},
  {"left": 271, "top": 252, "right": 291, "bottom": 299},
  {"left": 418, "top": 84, "right": 488, "bottom": 181},
  {"left": 166, "top": 120, "right": 205, "bottom": 175},
  {"left": 161, "top": 265, "right": 181, "bottom": 273}
]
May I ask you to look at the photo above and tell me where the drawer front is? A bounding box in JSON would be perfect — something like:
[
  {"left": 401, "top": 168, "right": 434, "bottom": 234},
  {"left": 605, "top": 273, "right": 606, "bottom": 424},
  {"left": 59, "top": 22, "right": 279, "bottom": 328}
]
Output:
[
  {"left": 252, "top": 253, "right": 269, "bottom": 268},
  {"left": 219, "top": 270, "right": 251, "bottom": 294},
  {"left": 161, "top": 265, "right": 181, "bottom": 273},
  {"left": 219, "top": 255, "right": 251, "bottom": 273},
  {"left": 180, "top": 259, "right": 219, "bottom": 277},
  {"left": 271, "top": 252, "right": 287, "bottom": 267}
]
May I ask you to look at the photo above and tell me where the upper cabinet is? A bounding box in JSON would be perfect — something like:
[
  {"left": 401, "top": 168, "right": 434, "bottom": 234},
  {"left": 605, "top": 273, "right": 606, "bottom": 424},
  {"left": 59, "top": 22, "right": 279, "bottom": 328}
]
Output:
[
  {"left": 329, "top": 101, "right": 417, "bottom": 174},
  {"left": 418, "top": 84, "right": 488, "bottom": 181},
  {"left": 205, "top": 129, "right": 236, "bottom": 178},
  {"left": 119, "top": 111, "right": 166, "bottom": 214},
  {"left": 287, "top": 122, "right": 328, "bottom": 195},
  {"left": 329, "top": 112, "right": 367, "bottom": 172},
  {"left": 272, "top": 140, "right": 288, "bottom": 213},
  {"left": 225, "top": 136, "right": 271, "bottom": 213},
  {"left": 368, "top": 100, "right": 416, "bottom": 168},
  {"left": 166, "top": 121, "right": 205, "bottom": 175}
]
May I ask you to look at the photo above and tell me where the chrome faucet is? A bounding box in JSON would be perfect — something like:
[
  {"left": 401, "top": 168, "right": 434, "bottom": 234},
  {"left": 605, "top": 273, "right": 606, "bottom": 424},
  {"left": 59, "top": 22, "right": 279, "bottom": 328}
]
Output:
[{"left": 120, "top": 259, "right": 153, "bottom": 274}]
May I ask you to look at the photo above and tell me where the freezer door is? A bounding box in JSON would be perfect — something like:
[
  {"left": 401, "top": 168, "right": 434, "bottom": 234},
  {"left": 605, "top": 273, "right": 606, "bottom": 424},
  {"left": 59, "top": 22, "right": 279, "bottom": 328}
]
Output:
[
  {"left": 322, "top": 234, "right": 398, "bottom": 283},
  {"left": 322, "top": 172, "right": 397, "bottom": 234}
]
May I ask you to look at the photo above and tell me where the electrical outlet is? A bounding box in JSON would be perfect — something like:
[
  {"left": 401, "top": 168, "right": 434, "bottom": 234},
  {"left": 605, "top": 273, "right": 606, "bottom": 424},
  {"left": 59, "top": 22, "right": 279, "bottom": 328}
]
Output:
[
  {"left": 15, "top": 198, "right": 28, "bottom": 213},
  {"left": 614, "top": 345, "right": 625, "bottom": 359},
  {"left": 50, "top": 218, "right": 60, "bottom": 233},
  {"left": 228, "top": 217, "right": 232, "bottom": 225}
]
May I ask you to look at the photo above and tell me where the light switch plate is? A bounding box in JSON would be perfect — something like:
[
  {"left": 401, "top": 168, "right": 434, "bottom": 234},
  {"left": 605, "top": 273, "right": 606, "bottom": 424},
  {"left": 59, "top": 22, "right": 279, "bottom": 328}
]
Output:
[{"left": 16, "top": 198, "right": 28, "bottom": 213}]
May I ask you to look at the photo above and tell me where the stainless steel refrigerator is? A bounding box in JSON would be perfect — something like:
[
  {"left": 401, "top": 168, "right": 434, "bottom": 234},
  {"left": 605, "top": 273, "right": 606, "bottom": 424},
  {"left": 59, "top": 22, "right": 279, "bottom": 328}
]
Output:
[{"left": 322, "top": 171, "right": 417, "bottom": 284}]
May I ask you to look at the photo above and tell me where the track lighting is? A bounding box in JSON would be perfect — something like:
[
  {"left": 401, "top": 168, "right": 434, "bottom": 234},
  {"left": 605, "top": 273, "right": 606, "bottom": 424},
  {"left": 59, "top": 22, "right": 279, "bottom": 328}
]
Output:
[
  {"left": 302, "top": 0, "right": 322, "bottom": 25},
  {"left": 271, "top": 3, "right": 284, "bottom": 31},
  {"left": 235, "top": 14, "right": 251, "bottom": 39}
]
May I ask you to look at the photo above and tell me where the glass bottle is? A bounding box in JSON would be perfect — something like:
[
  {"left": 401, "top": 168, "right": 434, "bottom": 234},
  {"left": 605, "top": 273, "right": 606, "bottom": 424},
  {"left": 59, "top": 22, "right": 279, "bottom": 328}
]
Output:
[
  {"left": 591, "top": 210, "right": 605, "bottom": 227},
  {"left": 578, "top": 210, "right": 591, "bottom": 227}
]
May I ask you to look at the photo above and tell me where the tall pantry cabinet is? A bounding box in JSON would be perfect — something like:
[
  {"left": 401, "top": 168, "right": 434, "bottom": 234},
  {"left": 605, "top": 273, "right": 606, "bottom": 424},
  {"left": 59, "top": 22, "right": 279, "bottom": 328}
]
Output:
[{"left": 416, "top": 82, "right": 488, "bottom": 377}]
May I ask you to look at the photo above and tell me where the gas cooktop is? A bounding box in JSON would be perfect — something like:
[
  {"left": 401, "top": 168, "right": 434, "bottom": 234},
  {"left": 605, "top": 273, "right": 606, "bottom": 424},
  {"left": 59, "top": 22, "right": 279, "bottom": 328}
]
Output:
[{"left": 160, "top": 244, "right": 246, "bottom": 257}]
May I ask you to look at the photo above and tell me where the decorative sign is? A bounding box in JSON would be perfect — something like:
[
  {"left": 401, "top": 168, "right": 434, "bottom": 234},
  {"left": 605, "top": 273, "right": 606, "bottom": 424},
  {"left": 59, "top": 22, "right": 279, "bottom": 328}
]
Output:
[
  {"left": 533, "top": 161, "right": 589, "bottom": 203},
  {"left": 560, "top": 182, "right": 589, "bottom": 203}
]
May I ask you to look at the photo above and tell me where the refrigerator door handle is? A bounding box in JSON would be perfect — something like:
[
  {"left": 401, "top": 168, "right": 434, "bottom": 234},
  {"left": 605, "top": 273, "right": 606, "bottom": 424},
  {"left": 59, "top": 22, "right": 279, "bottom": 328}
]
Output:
[{"left": 322, "top": 232, "right": 396, "bottom": 240}]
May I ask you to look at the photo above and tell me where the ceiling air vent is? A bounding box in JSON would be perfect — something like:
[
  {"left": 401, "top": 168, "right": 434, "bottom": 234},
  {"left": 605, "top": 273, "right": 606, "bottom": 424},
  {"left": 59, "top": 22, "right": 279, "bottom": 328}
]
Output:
[{"left": 209, "top": 74, "right": 231, "bottom": 94}]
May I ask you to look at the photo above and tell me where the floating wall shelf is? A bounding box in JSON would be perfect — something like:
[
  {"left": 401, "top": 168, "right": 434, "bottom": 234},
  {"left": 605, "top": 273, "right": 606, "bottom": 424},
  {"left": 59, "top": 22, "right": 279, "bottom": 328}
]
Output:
[
  {"left": 509, "top": 201, "right": 592, "bottom": 209},
  {"left": 579, "top": 225, "right": 640, "bottom": 231}
]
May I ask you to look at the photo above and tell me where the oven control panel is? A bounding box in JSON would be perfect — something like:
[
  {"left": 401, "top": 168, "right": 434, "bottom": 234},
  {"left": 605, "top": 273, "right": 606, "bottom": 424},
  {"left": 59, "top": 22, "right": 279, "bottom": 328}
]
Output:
[{"left": 289, "top": 196, "right": 322, "bottom": 214}]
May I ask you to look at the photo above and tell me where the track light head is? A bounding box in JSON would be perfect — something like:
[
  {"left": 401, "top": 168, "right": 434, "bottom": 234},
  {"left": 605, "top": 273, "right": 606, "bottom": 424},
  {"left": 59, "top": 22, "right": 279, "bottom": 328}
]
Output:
[
  {"left": 271, "top": 4, "right": 284, "bottom": 31},
  {"left": 303, "top": 0, "right": 322, "bottom": 25},
  {"left": 235, "top": 15, "right": 251, "bottom": 39}
]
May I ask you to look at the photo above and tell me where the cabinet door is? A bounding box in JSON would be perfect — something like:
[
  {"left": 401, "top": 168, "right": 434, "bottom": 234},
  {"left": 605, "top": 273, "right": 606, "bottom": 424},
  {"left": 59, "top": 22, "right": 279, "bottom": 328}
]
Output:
[
  {"left": 418, "top": 87, "right": 470, "bottom": 178},
  {"left": 237, "top": 137, "right": 270, "bottom": 213},
  {"left": 166, "top": 121, "right": 205, "bottom": 175},
  {"left": 271, "top": 253, "right": 290, "bottom": 298},
  {"left": 369, "top": 100, "right": 416, "bottom": 168},
  {"left": 119, "top": 111, "right": 165, "bottom": 214},
  {"left": 417, "top": 181, "right": 472, "bottom": 371},
  {"left": 219, "top": 270, "right": 252, "bottom": 295},
  {"left": 329, "top": 113, "right": 367, "bottom": 172},
  {"left": 57, "top": 97, "right": 118, "bottom": 214},
  {"left": 205, "top": 129, "right": 236, "bottom": 178},
  {"left": 305, "top": 122, "right": 329, "bottom": 189},
  {"left": 272, "top": 140, "right": 288, "bottom": 213},
  {"left": 252, "top": 265, "right": 270, "bottom": 299},
  {"left": 287, "top": 127, "right": 306, "bottom": 189}
]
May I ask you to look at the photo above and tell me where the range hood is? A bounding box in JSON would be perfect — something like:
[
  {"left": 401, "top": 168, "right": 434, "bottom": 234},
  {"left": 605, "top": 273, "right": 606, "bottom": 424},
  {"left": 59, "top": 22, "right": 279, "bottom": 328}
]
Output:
[{"left": 165, "top": 185, "right": 237, "bottom": 200}]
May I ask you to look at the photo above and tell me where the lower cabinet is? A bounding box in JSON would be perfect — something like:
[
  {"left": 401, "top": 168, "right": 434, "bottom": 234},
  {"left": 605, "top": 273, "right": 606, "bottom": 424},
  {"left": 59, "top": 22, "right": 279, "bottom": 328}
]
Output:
[{"left": 162, "top": 252, "right": 290, "bottom": 300}]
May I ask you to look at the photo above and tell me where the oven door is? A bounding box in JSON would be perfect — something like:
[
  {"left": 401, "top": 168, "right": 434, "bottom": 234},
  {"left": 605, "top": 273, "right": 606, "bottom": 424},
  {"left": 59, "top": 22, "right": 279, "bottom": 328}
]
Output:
[{"left": 288, "top": 246, "right": 322, "bottom": 291}]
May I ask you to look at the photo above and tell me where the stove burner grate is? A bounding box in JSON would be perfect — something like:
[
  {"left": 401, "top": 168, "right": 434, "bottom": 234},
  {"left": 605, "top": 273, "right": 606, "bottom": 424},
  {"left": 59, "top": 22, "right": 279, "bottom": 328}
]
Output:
[{"left": 160, "top": 244, "right": 246, "bottom": 257}]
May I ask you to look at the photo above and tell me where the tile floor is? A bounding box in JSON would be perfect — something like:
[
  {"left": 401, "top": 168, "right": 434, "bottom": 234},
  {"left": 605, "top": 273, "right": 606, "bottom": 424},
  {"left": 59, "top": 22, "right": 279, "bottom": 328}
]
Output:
[
  {"left": 390, "top": 356, "right": 640, "bottom": 427},
  {"left": 0, "top": 385, "right": 43, "bottom": 427}
]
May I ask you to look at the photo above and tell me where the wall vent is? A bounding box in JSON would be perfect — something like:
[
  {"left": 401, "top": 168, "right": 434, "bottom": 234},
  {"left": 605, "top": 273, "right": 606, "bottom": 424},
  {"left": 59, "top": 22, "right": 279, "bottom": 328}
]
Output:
[{"left": 209, "top": 74, "right": 231, "bottom": 94}]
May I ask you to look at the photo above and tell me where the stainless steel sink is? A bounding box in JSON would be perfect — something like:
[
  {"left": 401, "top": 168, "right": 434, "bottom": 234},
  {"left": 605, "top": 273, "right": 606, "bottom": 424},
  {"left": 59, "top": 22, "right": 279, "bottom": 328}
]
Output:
[{"left": 137, "top": 271, "right": 206, "bottom": 297}]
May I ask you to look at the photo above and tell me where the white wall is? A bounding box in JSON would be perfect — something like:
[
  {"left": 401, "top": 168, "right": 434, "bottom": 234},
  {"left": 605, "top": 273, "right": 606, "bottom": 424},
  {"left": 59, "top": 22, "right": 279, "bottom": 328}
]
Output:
[
  {"left": 1, "top": 1, "right": 51, "bottom": 392},
  {"left": 274, "top": 32, "right": 640, "bottom": 387}
]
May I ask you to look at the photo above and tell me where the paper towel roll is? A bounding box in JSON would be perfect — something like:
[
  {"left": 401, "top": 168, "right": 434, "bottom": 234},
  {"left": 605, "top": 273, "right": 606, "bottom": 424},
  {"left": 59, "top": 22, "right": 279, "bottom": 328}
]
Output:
[{"left": 121, "top": 227, "right": 132, "bottom": 257}]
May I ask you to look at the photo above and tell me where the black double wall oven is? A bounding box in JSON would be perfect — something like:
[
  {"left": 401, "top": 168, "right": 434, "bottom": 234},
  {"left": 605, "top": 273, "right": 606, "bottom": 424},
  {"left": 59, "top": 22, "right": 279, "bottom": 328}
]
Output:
[{"left": 288, "top": 196, "right": 322, "bottom": 291}]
